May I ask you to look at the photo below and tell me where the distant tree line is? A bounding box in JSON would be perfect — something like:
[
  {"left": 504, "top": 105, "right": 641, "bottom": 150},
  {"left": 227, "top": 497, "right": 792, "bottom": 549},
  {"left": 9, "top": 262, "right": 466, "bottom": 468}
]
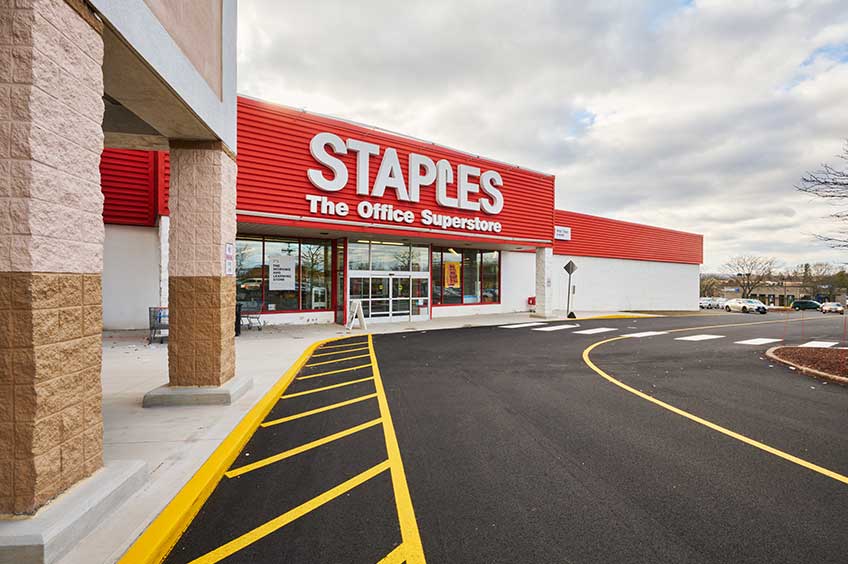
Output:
[{"left": 700, "top": 256, "right": 848, "bottom": 300}]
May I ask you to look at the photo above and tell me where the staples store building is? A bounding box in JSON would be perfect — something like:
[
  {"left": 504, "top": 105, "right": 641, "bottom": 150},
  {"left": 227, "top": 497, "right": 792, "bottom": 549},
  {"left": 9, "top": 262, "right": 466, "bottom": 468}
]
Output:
[{"left": 99, "top": 96, "right": 703, "bottom": 329}]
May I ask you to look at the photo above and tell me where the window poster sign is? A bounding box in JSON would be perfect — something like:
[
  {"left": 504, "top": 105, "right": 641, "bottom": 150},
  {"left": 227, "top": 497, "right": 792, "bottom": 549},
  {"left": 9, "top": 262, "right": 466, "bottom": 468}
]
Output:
[
  {"left": 444, "top": 261, "right": 461, "bottom": 289},
  {"left": 268, "top": 254, "right": 296, "bottom": 291}
]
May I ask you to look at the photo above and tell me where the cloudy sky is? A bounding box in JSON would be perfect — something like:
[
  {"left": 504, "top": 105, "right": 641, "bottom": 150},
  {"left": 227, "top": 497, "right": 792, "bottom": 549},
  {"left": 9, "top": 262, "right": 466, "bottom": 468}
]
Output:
[{"left": 237, "top": 0, "right": 848, "bottom": 272}]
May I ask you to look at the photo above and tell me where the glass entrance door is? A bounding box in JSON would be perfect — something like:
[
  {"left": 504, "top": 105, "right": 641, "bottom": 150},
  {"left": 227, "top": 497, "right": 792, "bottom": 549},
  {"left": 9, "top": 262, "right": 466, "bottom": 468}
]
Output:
[{"left": 347, "top": 241, "right": 430, "bottom": 322}]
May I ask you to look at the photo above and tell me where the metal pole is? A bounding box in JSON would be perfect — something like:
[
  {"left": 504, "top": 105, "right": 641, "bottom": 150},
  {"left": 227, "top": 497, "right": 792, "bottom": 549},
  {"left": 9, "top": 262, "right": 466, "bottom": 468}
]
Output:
[{"left": 566, "top": 271, "right": 572, "bottom": 317}]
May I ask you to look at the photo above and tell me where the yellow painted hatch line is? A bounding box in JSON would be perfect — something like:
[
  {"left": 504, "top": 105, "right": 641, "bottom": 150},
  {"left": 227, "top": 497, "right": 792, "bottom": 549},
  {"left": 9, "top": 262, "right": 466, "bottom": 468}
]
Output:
[
  {"left": 368, "top": 334, "right": 427, "bottom": 563},
  {"left": 225, "top": 418, "right": 383, "bottom": 478},
  {"left": 377, "top": 543, "right": 408, "bottom": 564},
  {"left": 117, "top": 335, "right": 349, "bottom": 564},
  {"left": 317, "top": 340, "right": 369, "bottom": 350},
  {"left": 187, "top": 460, "right": 392, "bottom": 564},
  {"left": 281, "top": 376, "right": 375, "bottom": 399},
  {"left": 296, "top": 363, "right": 373, "bottom": 380},
  {"left": 310, "top": 345, "right": 370, "bottom": 357},
  {"left": 305, "top": 353, "right": 371, "bottom": 367},
  {"left": 261, "top": 393, "right": 378, "bottom": 428},
  {"left": 583, "top": 335, "right": 848, "bottom": 486}
]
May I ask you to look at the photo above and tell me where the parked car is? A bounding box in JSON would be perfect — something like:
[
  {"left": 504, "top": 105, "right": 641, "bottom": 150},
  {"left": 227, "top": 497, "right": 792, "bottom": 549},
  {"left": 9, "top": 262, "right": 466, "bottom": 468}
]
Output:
[
  {"left": 725, "top": 298, "right": 768, "bottom": 314},
  {"left": 699, "top": 297, "right": 712, "bottom": 309},
  {"left": 820, "top": 302, "right": 844, "bottom": 315},
  {"left": 791, "top": 299, "right": 821, "bottom": 311}
]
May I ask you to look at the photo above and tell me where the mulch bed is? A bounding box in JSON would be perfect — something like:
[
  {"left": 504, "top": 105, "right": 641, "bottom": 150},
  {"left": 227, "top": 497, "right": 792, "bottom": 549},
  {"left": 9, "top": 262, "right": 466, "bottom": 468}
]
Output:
[{"left": 771, "top": 347, "right": 848, "bottom": 379}]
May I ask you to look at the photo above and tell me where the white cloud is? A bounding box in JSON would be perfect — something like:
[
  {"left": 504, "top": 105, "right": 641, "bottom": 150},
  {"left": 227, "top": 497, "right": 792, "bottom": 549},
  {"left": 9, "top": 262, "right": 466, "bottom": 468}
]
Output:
[{"left": 237, "top": 0, "right": 848, "bottom": 271}]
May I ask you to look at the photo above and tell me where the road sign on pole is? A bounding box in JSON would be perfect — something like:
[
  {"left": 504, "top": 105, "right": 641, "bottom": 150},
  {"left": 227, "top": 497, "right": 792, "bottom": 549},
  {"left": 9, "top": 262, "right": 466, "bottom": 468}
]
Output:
[{"left": 564, "top": 261, "right": 577, "bottom": 318}]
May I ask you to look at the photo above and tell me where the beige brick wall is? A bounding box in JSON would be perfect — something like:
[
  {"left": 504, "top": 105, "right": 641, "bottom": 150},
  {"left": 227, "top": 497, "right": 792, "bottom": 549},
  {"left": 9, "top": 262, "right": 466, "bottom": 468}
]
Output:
[
  {"left": 0, "top": 272, "right": 103, "bottom": 514},
  {"left": 1, "top": 0, "right": 105, "bottom": 274},
  {"left": 167, "top": 143, "right": 236, "bottom": 278},
  {"left": 0, "top": 0, "right": 105, "bottom": 514}
]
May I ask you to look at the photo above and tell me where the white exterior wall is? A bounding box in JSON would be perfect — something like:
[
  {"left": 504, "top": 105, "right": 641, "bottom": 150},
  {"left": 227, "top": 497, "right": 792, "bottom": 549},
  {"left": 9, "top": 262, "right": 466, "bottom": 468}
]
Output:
[
  {"left": 103, "top": 224, "right": 162, "bottom": 329},
  {"left": 259, "top": 311, "right": 336, "bottom": 326},
  {"left": 549, "top": 254, "right": 699, "bottom": 312}
]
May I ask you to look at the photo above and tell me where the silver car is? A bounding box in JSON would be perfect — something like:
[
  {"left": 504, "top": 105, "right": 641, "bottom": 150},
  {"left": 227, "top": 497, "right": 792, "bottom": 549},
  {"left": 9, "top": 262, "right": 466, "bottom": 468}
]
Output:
[{"left": 820, "top": 302, "right": 844, "bottom": 315}]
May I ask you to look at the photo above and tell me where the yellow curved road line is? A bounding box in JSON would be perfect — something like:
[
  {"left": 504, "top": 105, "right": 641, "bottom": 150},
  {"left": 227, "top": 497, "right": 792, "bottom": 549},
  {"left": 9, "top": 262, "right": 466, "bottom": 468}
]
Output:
[{"left": 582, "top": 335, "right": 848, "bottom": 486}]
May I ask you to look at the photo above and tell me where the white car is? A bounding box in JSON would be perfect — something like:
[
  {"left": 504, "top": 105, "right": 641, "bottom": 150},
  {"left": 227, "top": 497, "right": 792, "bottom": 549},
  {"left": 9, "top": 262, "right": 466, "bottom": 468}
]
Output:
[
  {"left": 820, "top": 302, "right": 844, "bottom": 315},
  {"left": 699, "top": 297, "right": 713, "bottom": 309},
  {"left": 725, "top": 298, "right": 768, "bottom": 314}
]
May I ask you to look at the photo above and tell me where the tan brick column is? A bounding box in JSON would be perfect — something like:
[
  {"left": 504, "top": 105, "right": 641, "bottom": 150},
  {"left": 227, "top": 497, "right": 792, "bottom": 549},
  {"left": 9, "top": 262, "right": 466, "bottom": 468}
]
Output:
[
  {"left": 0, "top": 0, "right": 105, "bottom": 514},
  {"left": 167, "top": 141, "right": 236, "bottom": 387}
]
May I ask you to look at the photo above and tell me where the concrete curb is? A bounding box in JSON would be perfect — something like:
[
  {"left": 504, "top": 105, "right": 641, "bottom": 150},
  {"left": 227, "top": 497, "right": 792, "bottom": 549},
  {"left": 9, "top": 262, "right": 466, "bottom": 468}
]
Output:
[
  {"left": 142, "top": 373, "right": 253, "bottom": 407},
  {"left": 0, "top": 460, "right": 148, "bottom": 564},
  {"left": 765, "top": 347, "right": 848, "bottom": 385}
]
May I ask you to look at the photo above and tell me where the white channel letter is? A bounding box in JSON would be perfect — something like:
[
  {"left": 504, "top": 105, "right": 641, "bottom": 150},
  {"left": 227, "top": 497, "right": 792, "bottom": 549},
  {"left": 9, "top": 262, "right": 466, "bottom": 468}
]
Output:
[
  {"left": 480, "top": 170, "right": 504, "bottom": 214},
  {"left": 346, "top": 138, "right": 380, "bottom": 196},
  {"left": 457, "top": 164, "right": 481, "bottom": 212},
  {"left": 307, "top": 132, "right": 348, "bottom": 192},
  {"left": 436, "top": 159, "right": 459, "bottom": 208},
  {"left": 371, "top": 148, "right": 410, "bottom": 201},
  {"left": 408, "top": 153, "right": 437, "bottom": 203}
]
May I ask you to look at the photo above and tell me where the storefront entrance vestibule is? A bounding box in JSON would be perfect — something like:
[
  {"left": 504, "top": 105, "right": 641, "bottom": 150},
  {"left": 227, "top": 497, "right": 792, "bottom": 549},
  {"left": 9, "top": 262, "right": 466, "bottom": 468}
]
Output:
[{"left": 348, "top": 240, "right": 430, "bottom": 322}]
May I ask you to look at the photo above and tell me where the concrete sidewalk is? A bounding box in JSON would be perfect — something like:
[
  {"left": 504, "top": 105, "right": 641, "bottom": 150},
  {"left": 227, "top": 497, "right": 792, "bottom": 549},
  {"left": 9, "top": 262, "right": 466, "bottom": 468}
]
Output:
[{"left": 59, "top": 310, "right": 650, "bottom": 563}]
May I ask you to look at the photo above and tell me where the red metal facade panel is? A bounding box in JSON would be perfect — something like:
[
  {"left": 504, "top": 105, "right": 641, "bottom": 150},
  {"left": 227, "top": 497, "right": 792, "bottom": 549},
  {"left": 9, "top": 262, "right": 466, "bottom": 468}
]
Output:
[
  {"left": 236, "top": 96, "right": 556, "bottom": 246},
  {"left": 553, "top": 210, "right": 703, "bottom": 264},
  {"left": 156, "top": 152, "right": 171, "bottom": 216},
  {"left": 100, "top": 149, "right": 156, "bottom": 226}
]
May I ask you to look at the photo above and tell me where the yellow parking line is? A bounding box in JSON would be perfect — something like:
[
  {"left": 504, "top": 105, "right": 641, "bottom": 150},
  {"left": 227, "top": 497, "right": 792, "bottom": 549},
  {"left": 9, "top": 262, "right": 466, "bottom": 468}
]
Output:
[
  {"left": 282, "top": 376, "right": 374, "bottom": 399},
  {"left": 368, "top": 335, "right": 427, "bottom": 563},
  {"left": 377, "top": 543, "right": 407, "bottom": 563},
  {"left": 226, "top": 419, "right": 383, "bottom": 478},
  {"left": 261, "top": 393, "right": 378, "bottom": 428},
  {"left": 188, "top": 460, "right": 391, "bottom": 564},
  {"left": 583, "top": 336, "right": 848, "bottom": 486},
  {"left": 117, "top": 336, "right": 347, "bottom": 564},
  {"left": 305, "top": 353, "right": 371, "bottom": 367},
  {"left": 318, "top": 340, "right": 369, "bottom": 350},
  {"left": 311, "top": 346, "right": 370, "bottom": 358},
  {"left": 296, "top": 363, "right": 372, "bottom": 381}
]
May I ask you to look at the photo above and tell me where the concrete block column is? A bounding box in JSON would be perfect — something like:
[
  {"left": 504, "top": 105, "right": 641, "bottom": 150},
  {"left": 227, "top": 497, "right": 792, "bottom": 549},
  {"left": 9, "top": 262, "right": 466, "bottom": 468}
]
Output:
[
  {"left": 533, "top": 247, "right": 554, "bottom": 318},
  {"left": 166, "top": 141, "right": 236, "bottom": 387},
  {"left": 0, "top": 0, "right": 106, "bottom": 514}
]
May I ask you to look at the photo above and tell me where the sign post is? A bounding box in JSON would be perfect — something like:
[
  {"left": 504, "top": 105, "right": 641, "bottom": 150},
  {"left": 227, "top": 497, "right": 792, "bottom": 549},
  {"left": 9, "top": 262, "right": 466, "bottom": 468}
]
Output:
[{"left": 563, "top": 260, "right": 577, "bottom": 319}]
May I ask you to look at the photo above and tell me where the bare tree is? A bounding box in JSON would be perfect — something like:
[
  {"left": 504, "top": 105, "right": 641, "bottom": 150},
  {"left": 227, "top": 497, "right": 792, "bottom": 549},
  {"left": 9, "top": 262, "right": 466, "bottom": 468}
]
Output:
[
  {"left": 723, "top": 256, "right": 778, "bottom": 298},
  {"left": 699, "top": 274, "right": 722, "bottom": 297},
  {"left": 797, "top": 141, "right": 848, "bottom": 246}
]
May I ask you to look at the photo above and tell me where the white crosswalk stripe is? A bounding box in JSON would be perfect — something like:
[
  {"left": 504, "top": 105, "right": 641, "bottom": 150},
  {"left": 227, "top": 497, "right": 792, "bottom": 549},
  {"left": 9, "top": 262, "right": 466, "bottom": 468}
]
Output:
[
  {"left": 624, "top": 331, "right": 669, "bottom": 338},
  {"left": 532, "top": 324, "right": 580, "bottom": 332},
  {"left": 798, "top": 341, "right": 839, "bottom": 348},
  {"left": 573, "top": 327, "right": 617, "bottom": 335},
  {"left": 498, "top": 322, "right": 548, "bottom": 329},
  {"left": 734, "top": 338, "right": 782, "bottom": 345},
  {"left": 675, "top": 334, "right": 725, "bottom": 341}
]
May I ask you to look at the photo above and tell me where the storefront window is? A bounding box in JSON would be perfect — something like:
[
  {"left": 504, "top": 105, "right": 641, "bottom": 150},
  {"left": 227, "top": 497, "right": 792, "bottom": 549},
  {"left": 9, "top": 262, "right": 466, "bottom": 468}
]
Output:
[
  {"left": 235, "top": 236, "right": 333, "bottom": 313},
  {"left": 432, "top": 248, "right": 500, "bottom": 306},
  {"left": 370, "top": 242, "right": 410, "bottom": 271},
  {"left": 442, "top": 250, "right": 462, "bottom": 304},
  {"left": 301, "top": 241, "right": 332, "bottom": 310},
  {"left": 348, "top": 242, "right": 370, "bottom": 270},
  {"left": 236, "top": 239, "right": 263, "bottom": 310},
  {"left": 432, "top": 251, "right": 442, "bottom": 305},
  {"left": 482, "top": 251, "right": 499, "bottom": 303},
  {"left": 462, "top": 250, "right": 480, "bottom": 304},
  {"left": 264, "top": 240, "right": 299, "bottom": 312}
]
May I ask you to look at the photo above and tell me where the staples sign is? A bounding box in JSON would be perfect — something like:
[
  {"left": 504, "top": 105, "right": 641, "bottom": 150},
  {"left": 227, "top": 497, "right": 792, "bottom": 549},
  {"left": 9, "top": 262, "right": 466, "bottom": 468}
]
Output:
[{"left": 304, "top": 132, "right": 506, "bottom": 234}]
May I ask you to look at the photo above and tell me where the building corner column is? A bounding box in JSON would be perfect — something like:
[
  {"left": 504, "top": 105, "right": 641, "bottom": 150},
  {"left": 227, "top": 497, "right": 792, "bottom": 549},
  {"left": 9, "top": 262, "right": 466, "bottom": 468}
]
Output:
[
  {"left": 143, "top": 141, "right": 249, "bottom": 406},
  {"left": 533, "top": 247, "right": 555, "bottom": 318},
  {"left": 1, "top": 0, "right": 105, "bottom": 515}
]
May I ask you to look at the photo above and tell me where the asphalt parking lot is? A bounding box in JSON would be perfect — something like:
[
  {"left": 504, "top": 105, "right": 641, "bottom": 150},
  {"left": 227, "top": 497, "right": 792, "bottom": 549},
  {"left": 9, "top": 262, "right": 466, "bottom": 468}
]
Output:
[{"left": 135, "top": 312, "right": 848, "bottom": 564}]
